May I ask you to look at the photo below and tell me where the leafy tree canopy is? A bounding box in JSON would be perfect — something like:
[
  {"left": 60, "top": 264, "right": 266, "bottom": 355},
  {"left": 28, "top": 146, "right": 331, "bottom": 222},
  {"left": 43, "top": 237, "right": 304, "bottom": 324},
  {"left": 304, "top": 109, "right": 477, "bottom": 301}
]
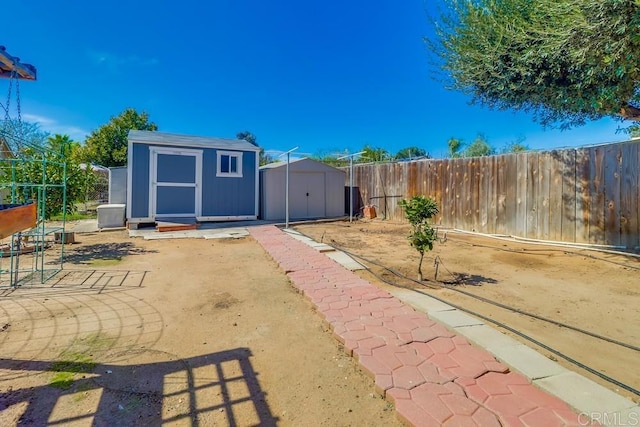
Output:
[
  {"left": 361, "top": 144, "right": 391, "bottom": 162},
  {"left": 82, "top": 108, "right": 158, "bottom": 167},
  {"left": 236, "top": 130, "right": 275, "bottom": 165},
  {"left": 447, "top": 137, "right": 463, "bottom": 158},
  {"left": 447, "top": 134, "right": 495, "bottom": 158},
  {"left": 0, "top": 118, "right": 49, "bottom": 154},
  {"left": 311, "top": 150, "right": 349, "bottom": 167},
  {"left": 464, "top": 134, "right": 495, "bottom": 157},
  {"left": 429, "top": 0, "right": 640, "bottom": 129},
  {"left": 10, "top": 134, "right": 96, "bottom": 218},
  {"left": 395, "top": 146, "right": 428, "bottom": 160},
  {"left": 236, "top": 130, "right": 257, "bottom": 146}
]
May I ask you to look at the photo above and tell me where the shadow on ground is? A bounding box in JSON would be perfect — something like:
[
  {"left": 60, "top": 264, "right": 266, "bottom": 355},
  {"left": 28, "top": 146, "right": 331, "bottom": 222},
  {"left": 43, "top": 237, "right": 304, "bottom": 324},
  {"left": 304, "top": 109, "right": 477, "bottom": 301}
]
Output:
[
  {"left": 0, "top": 269, "right": 148, "bottom": 296},
  {"left": 0, "top": 348, "right": 277, "bottom": 426},
  {"left": 443, "top": 273, "right": 498, "bottom": 286},
  {"left": 60, "top": 243, "right": 158, "bottom": 265}
]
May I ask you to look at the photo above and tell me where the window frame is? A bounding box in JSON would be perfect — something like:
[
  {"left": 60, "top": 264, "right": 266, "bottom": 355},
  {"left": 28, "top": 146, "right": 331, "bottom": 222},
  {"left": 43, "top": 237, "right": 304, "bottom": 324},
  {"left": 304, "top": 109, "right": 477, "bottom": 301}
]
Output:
[{"left": 216, "top": 150, "right": 243, "bottom": 178}]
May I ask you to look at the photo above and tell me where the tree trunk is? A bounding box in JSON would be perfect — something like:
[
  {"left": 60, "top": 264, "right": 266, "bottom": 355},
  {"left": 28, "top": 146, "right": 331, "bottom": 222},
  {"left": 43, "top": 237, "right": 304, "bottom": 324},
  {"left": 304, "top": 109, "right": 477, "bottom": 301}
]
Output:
[
  {"left": 620, "top": 103, "right": 640, "bottom": 121},
  {"left": 418, "top": 252, "right": 424, "bottom": 281}
]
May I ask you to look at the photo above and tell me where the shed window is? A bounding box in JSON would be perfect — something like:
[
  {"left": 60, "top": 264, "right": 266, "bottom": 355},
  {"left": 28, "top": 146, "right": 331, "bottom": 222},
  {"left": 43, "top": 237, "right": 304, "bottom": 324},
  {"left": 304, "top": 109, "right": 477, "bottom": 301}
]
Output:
[{"left": 217, "top": 151, "right": 243, "bottom": 177}]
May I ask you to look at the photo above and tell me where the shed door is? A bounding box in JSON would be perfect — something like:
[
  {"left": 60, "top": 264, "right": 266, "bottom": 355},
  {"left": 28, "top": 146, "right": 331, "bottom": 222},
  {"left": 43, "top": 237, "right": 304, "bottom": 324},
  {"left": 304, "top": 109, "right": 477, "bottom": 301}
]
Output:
[
  {"left": 150, "top": 148, "right": 202, "bottom": 218},
  {"left": 291, "top": 173, "right": 325, "bottom": 219}
]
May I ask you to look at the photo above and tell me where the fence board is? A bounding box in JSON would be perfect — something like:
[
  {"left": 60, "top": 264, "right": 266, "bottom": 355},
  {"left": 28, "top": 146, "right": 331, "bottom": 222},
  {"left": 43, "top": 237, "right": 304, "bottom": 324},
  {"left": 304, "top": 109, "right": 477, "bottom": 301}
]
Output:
[
  {"left": 537, "top": 152, "right": 551, "bottom": 240},
  {"left": 548, "top": 150, "right": 564, "bottom": 241},
  {"left": 589, "top": 147, "right": 606, "bottom": 244},
  {"left": 445, "top": 159, "right": 456, "bottom": 225},
  {"left": 561, "top": 150, "right": 576, "bottom": 242},
  {"left": 526, "top": 152, "right": 539, "bottom": 238},
  {"left": 455, "top": 160, "right": 464, "bottom": 229},
  {"left": 481, "top": 157, "right": 491, "bottom": 233},
  {"left": 496, "top": 155, "right": 507, "bottom": 234},
  {"left": 575, "top": 148, "right": 591, "bottom": 243},
  {"left": 407, "top": 161, "right": 417, "bottom": 198},
  {"left": 504, "top": 154, "right": 517, "bottom": 234},
  {"left": 515, "top": 153, "right": 528, "bottom": 237},
  {"left": 470, "top": 158, "right": 480, "bottom": 231},
  {"left": 433, "top": 160, "right": 443, "bottom": 225},
  {"left": 459, "top": 160, "right": 470, "bottom": 229},
  {"left": 604, "top": 144, "right": 622, "bottom": 246},
  {"left": 620, "top": 143, "right": 639, "bottom": 249}
]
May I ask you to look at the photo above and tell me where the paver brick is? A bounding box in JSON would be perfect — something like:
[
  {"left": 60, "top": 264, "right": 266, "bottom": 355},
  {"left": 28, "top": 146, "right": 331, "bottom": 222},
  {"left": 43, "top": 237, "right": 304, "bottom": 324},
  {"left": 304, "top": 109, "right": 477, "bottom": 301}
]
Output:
[
  {"left": 440, "top": 393, "right": 480, "bottom": 416},
  {"left": 359, "top": 354, "right": 393, "bottom": 377},
  {"left": 417, "top": 361, "right": 456, "bottom": 384},
  {"left": 395, "top": 398, "right": 441, "bottom": 427},
  {"left": 427, "top": 337, "right": 457, "bottom": 354},
  {"left": 371, "top": 345, "right": 404, "bottom": 371},
  {"left": 352, "top": 336, "right": 387, "bottom": 358},
  {"left": 392, "top": 365, "right": 427, "bottom": 390},
  {"left": 485, "top": 394, "right": 537, "bottom": 418},
  {"left": 410, "top": 383, "right": 457, "bottom": 424},
  {"left": 520, "top": 408, "right": 569, "bottom": 427},
  {"left": 387, "top": 387, "right": 411, "bottom": 403},
  {"left": 375, "top": 373, "right": 394, "bottom": 394}
]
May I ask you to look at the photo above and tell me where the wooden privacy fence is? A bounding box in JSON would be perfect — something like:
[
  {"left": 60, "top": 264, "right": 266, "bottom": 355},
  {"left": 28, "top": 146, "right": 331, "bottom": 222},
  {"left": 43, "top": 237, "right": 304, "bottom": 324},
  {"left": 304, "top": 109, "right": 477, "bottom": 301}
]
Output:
[{"left": 346, "top": 140, "right": 640, "bottom": 249}]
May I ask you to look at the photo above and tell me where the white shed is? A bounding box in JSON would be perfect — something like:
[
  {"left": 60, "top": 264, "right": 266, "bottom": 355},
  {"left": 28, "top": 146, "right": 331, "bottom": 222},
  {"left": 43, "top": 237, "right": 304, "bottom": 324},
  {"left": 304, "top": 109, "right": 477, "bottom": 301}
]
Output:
[{"left": 259, "top": 158, "right": 346, "bottom": 221}]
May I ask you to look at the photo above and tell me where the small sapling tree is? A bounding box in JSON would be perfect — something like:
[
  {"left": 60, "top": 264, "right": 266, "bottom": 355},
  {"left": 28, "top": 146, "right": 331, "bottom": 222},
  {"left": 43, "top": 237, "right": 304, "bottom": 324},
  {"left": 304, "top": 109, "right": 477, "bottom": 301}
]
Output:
[{"left": 398, "top": 195, "right": 439, "bottom": 281}]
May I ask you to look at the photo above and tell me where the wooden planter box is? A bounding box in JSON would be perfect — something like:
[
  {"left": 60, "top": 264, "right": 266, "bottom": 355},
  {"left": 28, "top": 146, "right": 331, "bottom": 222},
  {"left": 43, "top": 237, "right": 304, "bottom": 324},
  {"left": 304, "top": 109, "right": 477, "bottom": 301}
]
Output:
[{"left": 0, "top": 203, "right": 37, "bottom": 239}]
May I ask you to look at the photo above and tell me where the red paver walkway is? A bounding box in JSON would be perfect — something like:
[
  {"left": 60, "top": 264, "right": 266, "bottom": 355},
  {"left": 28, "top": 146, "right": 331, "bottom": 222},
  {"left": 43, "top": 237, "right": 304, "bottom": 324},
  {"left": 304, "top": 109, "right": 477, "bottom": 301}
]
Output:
[{"left": 249, "top": 226, "right": 583, "bottom": 426}]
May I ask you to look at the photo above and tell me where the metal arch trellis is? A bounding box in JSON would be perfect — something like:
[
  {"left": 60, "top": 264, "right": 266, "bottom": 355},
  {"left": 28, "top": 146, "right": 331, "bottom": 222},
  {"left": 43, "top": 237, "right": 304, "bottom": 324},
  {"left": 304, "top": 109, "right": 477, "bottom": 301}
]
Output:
[{"left": 0, "top": 48, "right": 67, "bottom": 288}]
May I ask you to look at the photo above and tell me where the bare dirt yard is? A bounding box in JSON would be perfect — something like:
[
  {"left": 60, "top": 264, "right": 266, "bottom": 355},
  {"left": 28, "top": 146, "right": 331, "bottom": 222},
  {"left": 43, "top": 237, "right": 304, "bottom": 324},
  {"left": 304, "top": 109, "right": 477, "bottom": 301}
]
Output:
[
  {"left": 0, "top": 228, "right": 404, "bottom": 426},
  {"left": 295, "top": 219, "right": 640, "bottom": 404}
]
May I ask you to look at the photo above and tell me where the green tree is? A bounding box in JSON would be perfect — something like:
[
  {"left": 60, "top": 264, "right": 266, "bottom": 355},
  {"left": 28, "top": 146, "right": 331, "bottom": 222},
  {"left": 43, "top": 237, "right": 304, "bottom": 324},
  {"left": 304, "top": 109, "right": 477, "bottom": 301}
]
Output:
[
  {"left": 311, "top": 151, "right": 349, "bottom": 167},
  {"left": 236, "top": 130, "right": 256, "bottom": 146},
  {"left": 361, "top": 144, "right": 390, "bottom": 162},
  {"left": 428, "top": 0, "right": 640, "bottom": 129},
  {"left": 236, "top": 130, "right": 274, "bottom": 165},
  {"left": 395, "top": 146, "right": 428, "bottom": 160},
  {"left": 463, "top": 134, "right": 495, "bottom": 157},
  {"left": 0, "top": 118, "right": 49, "bottom": 153},
  {"left": 447, "top": 137, "right": 463, "bottom": 158},
  {"left": 12, "top": 134, "right": 91, "bottom": 218},
  {"left": 501, "top": 136, "right": 530, "bottom": 154},
  {"left": 82, "top": 108, "right": 157, "bottom": 167},
  {"left": 398, "top": 195, "right": 439, "bottom": 281}
]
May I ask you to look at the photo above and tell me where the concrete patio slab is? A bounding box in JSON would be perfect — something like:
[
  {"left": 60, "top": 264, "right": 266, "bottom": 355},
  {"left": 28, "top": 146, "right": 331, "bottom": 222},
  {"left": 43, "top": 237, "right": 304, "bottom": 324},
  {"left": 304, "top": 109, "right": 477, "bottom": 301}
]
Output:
[
  {"left": 487, "top": 341, "right": 568, "bottom": 381},
  {"left": 535, "top": 372, "right": 639, "bottom": 426},
  {"left": 387, "top": 289, "right": 456, "bottom": 313},
  {"left": 428, "top": 309, "right": 485, "bottom": 328}
]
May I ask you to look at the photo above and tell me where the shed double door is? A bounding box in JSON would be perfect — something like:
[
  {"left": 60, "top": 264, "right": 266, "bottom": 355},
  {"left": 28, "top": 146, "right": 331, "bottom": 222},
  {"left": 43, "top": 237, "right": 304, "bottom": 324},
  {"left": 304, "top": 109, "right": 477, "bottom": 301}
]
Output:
[
  {"left": 290, "top": 173, "right": 325, "bottom": 219},
  {"left": 150, "top": 148, "right": 202, "bottom": 218}
]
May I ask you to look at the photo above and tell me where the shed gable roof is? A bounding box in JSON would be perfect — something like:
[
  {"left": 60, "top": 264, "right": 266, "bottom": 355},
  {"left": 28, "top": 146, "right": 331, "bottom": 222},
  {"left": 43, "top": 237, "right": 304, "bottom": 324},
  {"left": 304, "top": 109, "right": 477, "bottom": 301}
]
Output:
[{"left": 128, "top": 130, "right": 261, "bottom": 152}]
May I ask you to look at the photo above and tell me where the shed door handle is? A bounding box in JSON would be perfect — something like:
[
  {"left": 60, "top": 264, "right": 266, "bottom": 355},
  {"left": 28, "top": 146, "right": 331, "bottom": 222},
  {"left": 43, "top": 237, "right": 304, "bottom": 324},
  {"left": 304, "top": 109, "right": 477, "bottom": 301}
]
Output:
[{"left": 306, "top": 193, "right": 309, "bottom": 197}]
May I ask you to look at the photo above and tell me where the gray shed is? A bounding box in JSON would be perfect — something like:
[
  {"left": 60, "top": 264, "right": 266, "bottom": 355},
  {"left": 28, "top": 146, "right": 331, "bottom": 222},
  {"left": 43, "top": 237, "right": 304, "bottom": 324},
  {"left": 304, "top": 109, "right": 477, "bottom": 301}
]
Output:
[{"left": 259, "top": 158, "right": 346, "bottom": 220}]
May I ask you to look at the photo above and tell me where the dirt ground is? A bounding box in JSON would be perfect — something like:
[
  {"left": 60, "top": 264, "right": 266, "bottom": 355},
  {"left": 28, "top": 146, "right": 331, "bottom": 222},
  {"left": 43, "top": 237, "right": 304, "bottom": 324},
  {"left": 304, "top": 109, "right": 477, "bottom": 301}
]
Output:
[
  {"left": 0, "top": 229, "right": 404, "bottom": 426},
  {"left": 295, "top": 219, "right": 640, "bottom": 404}
]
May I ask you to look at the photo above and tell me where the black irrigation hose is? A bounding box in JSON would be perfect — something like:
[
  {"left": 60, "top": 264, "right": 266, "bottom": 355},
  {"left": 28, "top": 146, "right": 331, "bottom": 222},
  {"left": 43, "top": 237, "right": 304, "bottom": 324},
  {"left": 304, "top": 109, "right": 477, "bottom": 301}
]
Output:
[
  {"left": 356, "top": 255, "right": 640, "bottom": 397},
  {"left": 293, "top": 228, "right": 640, "bottom": 396}
]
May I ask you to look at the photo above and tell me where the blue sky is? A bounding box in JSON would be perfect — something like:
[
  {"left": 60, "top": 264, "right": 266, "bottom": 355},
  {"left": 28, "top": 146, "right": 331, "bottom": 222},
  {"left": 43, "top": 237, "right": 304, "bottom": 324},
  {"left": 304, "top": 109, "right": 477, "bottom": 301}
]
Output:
[{"left": 1, "top": 0, "right": 632, "bottom": 159}]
